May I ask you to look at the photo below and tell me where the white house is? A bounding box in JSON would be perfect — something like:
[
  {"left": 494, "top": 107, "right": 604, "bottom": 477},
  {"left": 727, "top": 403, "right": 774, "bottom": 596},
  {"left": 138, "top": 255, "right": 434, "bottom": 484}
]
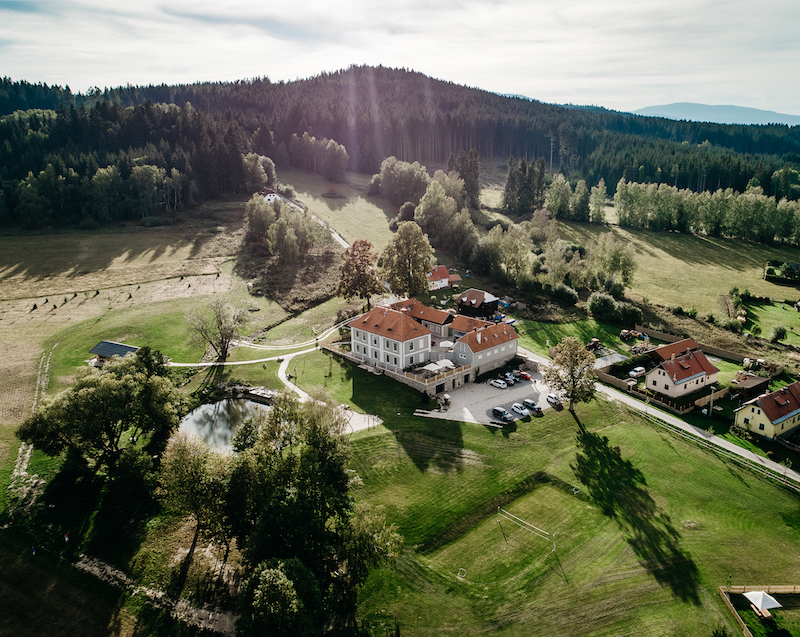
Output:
[
  {"left": 451, "top": 323, "right": 519, "bottom": 372},
  {"left": 349, "top": 307, "right": 432, "bottom": 370},
  {"left": 644, "top": 349, "right": 719, "bottom": 399},
  {"left": 427, "top": 265, "right": 451, "bottom": 290}
]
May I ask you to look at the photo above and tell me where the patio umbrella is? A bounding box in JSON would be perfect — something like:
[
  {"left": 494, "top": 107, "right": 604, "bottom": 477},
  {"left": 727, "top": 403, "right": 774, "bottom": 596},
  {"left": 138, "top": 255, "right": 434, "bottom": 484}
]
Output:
[{"left": 743, "top": 591, "right": 782, "bottom": 611}]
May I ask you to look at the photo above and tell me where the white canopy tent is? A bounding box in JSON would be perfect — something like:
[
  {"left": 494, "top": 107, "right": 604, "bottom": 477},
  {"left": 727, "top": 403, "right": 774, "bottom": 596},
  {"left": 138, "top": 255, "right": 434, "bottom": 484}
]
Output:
[{"left": 743, "top": 590, "right": 782, "bottom": 611}]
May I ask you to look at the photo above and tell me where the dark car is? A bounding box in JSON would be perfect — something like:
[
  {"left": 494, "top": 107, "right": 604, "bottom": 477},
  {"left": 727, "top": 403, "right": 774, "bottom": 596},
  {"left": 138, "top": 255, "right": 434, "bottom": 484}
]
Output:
[
  {"left": 523, "top": 398, "right": 543, "bottom": 416},
  {"left": 492, "top": 407, "right": 513, "bottom": 422}
]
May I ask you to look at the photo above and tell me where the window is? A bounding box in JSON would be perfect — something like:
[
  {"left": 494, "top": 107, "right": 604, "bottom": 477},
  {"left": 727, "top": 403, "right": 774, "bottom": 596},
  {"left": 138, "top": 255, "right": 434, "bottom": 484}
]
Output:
[
  {"left": 409, "top": 355, "right": 414, "bottom": 365},
  {"left": 459, "top": 353, "right": 467, "bottom": 359},
  {"left": 664, "top": 384, "right": 669, "bottom": 390},
  {"left": 372, "top": 350, "right": 378, "bottom": 359},
  {"left": 385, "top": 339, "right": 390, "bottom": 348},
  {"left": 393, "top": 342, "right": 397, "bottom": 351},
  {"left": 652, "top": 380, "right": 657, "bottom": 387},
  {"left": 684, "top": 384, "right": 688, "bottom": 389},
  {"left": 373, "top": 336, "right": 378, "bottom": 346},
  {"left": 393, "top": 356, "right": 398, "bottom": 365},
  {"left": 759, "top": 423, "right": 765, "bottom": 431},
  {"left": 409, "top": 342, "right": 414, "bottom": 351},
  {"left": 478, "top": 354, "right": 483, "bottom": 360},
  {"left": 757, "top": 409, "right": 761, "bottom": 415},
  {"left": 744, "top": 417, "right": 750, "bottom": 425},
  {"left": 386, "top": 354, "right": 390, "bottom": 363}
]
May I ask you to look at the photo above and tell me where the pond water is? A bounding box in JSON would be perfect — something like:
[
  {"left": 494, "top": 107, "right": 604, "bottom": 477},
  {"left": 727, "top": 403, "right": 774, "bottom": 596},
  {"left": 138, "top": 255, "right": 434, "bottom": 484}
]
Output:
[{"left": 180, "top": 399, "right": 268, "bottom": 450}]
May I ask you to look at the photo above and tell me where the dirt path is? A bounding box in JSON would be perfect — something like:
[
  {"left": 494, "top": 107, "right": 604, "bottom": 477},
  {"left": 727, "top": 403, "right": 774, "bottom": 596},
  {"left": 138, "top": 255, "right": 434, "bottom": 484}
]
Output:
[{"left": 75, "top": 555, "right": 237, "bottom": 635}]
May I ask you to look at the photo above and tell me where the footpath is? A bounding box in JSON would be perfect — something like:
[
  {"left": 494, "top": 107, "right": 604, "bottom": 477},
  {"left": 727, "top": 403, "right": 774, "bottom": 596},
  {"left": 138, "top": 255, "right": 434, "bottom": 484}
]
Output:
[{"left": 518, "top": 346, "right": 800, "bottom": 488}]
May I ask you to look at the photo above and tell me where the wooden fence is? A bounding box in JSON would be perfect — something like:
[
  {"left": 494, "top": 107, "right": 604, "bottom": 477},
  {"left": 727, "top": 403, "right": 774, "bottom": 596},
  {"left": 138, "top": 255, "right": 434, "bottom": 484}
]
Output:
[
  {"left": 634, "top": 325, "right": 746, "bottom": 363},
  {"left": 631, "top": 408, "right": 800, "bottom": 492},
  {"left": 718, "top": 587, "right": 752, "bottom": 637}
]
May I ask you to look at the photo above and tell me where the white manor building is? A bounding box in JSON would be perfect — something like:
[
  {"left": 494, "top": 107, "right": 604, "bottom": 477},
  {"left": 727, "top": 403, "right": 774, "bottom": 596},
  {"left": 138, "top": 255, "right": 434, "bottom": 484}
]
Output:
[{"left": 350, "top": 307, "right": 432, "bottom": 371}]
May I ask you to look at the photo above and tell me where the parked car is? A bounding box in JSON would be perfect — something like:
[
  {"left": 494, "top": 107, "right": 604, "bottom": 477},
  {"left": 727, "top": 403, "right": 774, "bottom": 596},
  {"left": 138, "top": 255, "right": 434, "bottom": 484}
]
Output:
[
  {"left": 511, "top": 402, "right": 530, "bottom": 417},
  {"left": 489, "top": 378, "right": 507, "bottom": 389},
  {"left": 503, "top": 372, "right": 517, "bottom": 385},
  {"left": 492, "top": 406, "right": 513, "bottom": 422},
  {"left": 628, "top": 366, "right": 647, "bottom": 378},
  {"left": 522, "top": 398, "right": 542, "bottom": 415},
  {"left": 514, "top": 370, "right": 531, "bottom": 381},
  {"left": 546, "top": 393, "right": 562, "bottom": 406}
]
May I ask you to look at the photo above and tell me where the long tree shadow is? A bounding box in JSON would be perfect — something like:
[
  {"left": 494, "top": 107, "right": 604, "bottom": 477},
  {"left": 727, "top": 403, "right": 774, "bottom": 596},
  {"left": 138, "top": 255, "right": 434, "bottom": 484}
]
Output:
[{"left": 571, "top": 430, "right": 701, "bottom": 604}]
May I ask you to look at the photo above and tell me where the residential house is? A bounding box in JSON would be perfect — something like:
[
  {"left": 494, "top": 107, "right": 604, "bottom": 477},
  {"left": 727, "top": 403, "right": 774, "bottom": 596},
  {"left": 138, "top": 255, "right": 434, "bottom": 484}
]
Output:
[
  {"left": 428, "top": 265, "right": 451, "bottom": 290},
  {"left": 389, "top": 299, "right": 453, "bottom": 338},
  {"left": 349, "top": 307, "right": 432, "bottom": 370},
  {"left": 734, "top": 381, "right": 800, "bottom": 438},
  {"left": 650, "top": 338, "right": 700, "bottom": 362},
  {"left": 644, "top": 349, "right": 719, "bottom": 399},
  {"left": 452, "top": 323, "right": 519, "bottom": 373},
  {"left": 449, "top": 314, "right": 493, "bottom": 339},
  {"left": 456, "top": 288, "right": 499, "bottom": 318}
]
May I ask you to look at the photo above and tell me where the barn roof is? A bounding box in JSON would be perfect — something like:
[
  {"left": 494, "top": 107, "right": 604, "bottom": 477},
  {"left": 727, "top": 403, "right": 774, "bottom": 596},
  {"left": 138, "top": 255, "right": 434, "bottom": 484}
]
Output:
[{"left": 90, "top": 341, "right": 140, "bottom": 359}]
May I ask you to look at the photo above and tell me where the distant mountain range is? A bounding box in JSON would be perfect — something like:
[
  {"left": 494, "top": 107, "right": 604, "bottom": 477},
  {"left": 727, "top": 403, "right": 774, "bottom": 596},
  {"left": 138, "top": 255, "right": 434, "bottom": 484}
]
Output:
[{"left": 633, "top": 103, "right": 800, "bottom": 127}]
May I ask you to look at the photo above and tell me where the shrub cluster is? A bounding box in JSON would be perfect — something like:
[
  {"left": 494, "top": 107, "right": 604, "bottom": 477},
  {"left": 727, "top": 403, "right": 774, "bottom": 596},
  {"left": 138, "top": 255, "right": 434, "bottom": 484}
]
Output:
[{"left": 587, "top": 292, "right": 643, "bottom": 325}]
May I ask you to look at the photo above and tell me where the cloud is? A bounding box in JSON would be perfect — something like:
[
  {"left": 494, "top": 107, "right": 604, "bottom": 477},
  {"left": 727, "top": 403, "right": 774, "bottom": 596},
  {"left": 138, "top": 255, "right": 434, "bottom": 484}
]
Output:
[{"left": 0, "top": 0, "right": 798, "bottom": 115}]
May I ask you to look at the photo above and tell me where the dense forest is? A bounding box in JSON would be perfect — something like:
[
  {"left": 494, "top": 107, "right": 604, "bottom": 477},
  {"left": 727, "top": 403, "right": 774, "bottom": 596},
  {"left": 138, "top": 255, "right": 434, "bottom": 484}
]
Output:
[{"left": 1, "top": 66, "right": 799, "bottom": 229}]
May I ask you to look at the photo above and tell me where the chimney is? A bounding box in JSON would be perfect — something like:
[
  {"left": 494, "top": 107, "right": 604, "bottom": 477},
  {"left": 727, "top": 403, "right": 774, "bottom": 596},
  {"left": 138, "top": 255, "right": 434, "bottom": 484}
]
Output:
[{"left": 671, "top": 353, "right": 675, "bottom": 361}]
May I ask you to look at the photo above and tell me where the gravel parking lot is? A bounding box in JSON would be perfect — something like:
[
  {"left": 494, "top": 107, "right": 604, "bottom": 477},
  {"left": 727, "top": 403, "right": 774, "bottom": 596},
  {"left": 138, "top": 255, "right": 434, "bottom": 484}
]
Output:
[{"left": 424, "top": 369, "right": 561, "bottom": 425}]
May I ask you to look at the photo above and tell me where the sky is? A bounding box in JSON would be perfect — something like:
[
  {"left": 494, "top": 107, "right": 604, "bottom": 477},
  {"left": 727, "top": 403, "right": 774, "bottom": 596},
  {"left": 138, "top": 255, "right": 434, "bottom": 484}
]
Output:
[{"left": 1, "top": 0, "right": 799, "bottom": 116}]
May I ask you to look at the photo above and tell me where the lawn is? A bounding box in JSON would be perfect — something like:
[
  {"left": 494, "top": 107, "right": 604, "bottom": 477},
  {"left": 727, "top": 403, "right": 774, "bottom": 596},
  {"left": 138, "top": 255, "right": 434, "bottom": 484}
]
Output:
[
  {"left": 348, "top": 393, "right": 800, "bottom": 636},
  {"left": 744, "top": 300, "right": 800, "bottom": 346},
  {"left": 281, "top": 167, "right": 396, "bottom": 251},
  {"left": 558, "top": 221, "right": 800, "bottom": 315},
  {"left": 513, "top": 316, "right": 635, "bottom": 356}
]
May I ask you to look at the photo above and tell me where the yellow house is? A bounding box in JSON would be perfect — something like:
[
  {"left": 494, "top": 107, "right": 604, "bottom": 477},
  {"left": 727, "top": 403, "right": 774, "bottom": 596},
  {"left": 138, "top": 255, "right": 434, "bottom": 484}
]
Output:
[{"left": 734, "top": 381, "right": 800, "bottom": 438}]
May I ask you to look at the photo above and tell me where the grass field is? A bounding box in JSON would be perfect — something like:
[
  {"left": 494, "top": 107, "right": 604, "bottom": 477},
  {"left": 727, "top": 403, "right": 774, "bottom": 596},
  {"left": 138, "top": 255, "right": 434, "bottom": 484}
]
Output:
[
  {"left": 346, "top": 390, "right": 800, "bottom": 636},
  {"left": 744, "top": 300, "right": 800, "bottom": 346},
  {"left": 559, "top": 222, "right": 800, "bottom": 315},
  {"left": 281, "top": 167, "right": 396, "bottom": 250}
]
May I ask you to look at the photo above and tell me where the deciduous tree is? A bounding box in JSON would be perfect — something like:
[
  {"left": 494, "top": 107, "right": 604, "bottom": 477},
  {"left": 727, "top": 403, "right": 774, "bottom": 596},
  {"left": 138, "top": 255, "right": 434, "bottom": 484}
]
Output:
[
  {"left": 187, "top": 297, "right": 248, "bottom": 362},
  {"left": 379, "top": 221, "right": 434, "bottom": 297},
  {"left": 543, "top": 337, "right": 596, "bottom": 421},
  {"left": 336, "top": 239, "right": 384, "bottom": 310},
  {"left": 17, "top": 348, "right": 181, "bottom": 474}
]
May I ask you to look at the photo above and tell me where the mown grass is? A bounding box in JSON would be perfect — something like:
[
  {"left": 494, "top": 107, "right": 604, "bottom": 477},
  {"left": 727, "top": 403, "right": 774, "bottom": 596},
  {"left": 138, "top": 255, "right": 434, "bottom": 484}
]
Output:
[
  {"left": 744, "top": 300, "right": 800, "bottom": 345},
  {"left": 350, "top": 394, "right": 800, "bottom": 636},
  {"left": 513, "top": 316, "right": 635, "bottom": 356},
  {"left": 559, "top": 221, "right": 800, "bottom": 315},
  {"left": 281, "top": 168, "right": 396, "bottom": 250}
]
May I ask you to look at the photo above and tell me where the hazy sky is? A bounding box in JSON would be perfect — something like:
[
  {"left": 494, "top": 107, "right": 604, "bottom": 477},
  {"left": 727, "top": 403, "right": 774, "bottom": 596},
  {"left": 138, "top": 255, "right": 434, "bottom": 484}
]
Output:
[{"left": 2, "top": 0, "right": 799, "bottom": 115}]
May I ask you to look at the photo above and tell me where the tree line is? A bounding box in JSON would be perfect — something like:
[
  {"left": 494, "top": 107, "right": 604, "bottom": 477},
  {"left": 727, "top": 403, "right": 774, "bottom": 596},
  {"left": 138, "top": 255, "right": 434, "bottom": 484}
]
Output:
[
  {"left": 0, "top": 99, "right": 348, "bottom": 229},
  {"left": 3, "top": 66, "right": 797, "bottom": 199}
]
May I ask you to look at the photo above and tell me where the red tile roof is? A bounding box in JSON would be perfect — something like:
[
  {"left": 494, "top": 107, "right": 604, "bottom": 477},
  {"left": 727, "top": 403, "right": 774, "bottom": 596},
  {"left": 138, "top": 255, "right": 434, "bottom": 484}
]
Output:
[
  {"left": 747, "top": 381, "right": 800, "bottom": 425},
  {"left": 389, "top": 299, "right": 452, "bottom": 325},
  {"left": 652, "top": 338, "right": 700, "bottom": 361},
  {"left": 448, "top": 273, "right": 463, "bottom": 285},
  {"left": 450, "top": 315, "right": 493, "bottom": 333},
  {"left": 350, "top": 307, "right": 431, "bottom": 342},
  {"left": 457, "top": 288, "right": 497, "bottom": 306},
  {"left": 428, "top": 265, "right": 449, "bottom": 283},
  {"left": 457, "top": 323, "right": 518, "bottom": 353},
  {"left": 660, "top": 349, "right": 719, "bottom": 384}
]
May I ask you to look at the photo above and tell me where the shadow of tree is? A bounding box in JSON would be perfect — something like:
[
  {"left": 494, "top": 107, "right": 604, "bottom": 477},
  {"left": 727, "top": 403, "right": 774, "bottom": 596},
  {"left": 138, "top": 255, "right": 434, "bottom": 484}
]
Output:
[{"left": 571, "top": 430, "right": 701, "bottom": 604}]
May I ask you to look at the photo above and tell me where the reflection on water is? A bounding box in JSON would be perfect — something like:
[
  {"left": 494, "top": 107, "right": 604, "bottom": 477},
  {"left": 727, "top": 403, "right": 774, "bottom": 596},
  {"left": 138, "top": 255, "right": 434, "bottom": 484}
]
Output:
[{"left": 180, "top": 399, "right": 267, "bottom": 450}]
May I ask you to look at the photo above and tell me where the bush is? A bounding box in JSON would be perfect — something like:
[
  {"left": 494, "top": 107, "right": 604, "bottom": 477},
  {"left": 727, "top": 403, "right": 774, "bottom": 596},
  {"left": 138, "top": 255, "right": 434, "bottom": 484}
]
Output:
[
  {"left": 616, "top": 302, "right": 643, "bottom": 326},
  {"left": 78, "top": 217, "right": 101, "bottom": 230},
  {"left": 587, "top": 292, "right": 617, "bottom": 321},
  {"left": 367, "top": 174, "right": 381, "bottom": 196},
  {"left": 137, "top": 216, "right": 163, "bottom": 227},
  {"left": 721, "top": 318, "right": 742, "bottom": 333},
  {"left": 551, "top": 283, "right": 578, "bottom": 305},
  {"left": 770, "top": 324, "right": 788, "bottom": 343}
]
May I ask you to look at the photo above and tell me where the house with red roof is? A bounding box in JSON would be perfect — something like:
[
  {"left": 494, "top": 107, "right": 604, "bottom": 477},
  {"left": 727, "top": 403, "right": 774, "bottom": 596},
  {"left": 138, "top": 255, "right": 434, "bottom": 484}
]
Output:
[
  {"left": 452, "top": 322, "right": 519, "bottom": 372},
  {"left": 734, "top": 381, "right": 800, "bottom": 438},
  {"left": 644, "top": 348, "right": 719, "bottom": 399},
  {"left": 389, "top": 299, "right": 453, "bottom": 338},
  {"left": 649, "top": 338, "right": 700, "bottom": 362},
  {"left": 427, "top": 265, "right": 450, "bottom": 290},
  {"left": 449, "top": 314, "right": 493, "bottom": 339},
  {"left": 349, "top": 307, "right": 432, "bottom": 370}
]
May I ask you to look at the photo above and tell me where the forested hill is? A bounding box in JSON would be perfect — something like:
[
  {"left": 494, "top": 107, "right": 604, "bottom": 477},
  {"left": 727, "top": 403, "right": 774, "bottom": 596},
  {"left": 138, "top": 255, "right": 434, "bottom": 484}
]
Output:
[{"left": 2, "top": 66, "right": 800, "bottom": 230}]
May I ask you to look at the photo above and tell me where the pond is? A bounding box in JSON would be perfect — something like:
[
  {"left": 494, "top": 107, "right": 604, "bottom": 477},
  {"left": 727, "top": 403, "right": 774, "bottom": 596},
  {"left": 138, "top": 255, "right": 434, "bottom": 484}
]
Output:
[{"left": 180, "top": 398, "right": 268, "bottom": 450}]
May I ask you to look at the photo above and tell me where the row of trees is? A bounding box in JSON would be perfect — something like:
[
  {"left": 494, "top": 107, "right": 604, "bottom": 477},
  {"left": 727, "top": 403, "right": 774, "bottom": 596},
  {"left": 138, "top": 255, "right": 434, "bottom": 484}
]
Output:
[
  {"left": 614, "top": 178, "right": 800, "bottom": 243},
  {"left": 287, "top": 132, "right": 349, "bottom": 182}
]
